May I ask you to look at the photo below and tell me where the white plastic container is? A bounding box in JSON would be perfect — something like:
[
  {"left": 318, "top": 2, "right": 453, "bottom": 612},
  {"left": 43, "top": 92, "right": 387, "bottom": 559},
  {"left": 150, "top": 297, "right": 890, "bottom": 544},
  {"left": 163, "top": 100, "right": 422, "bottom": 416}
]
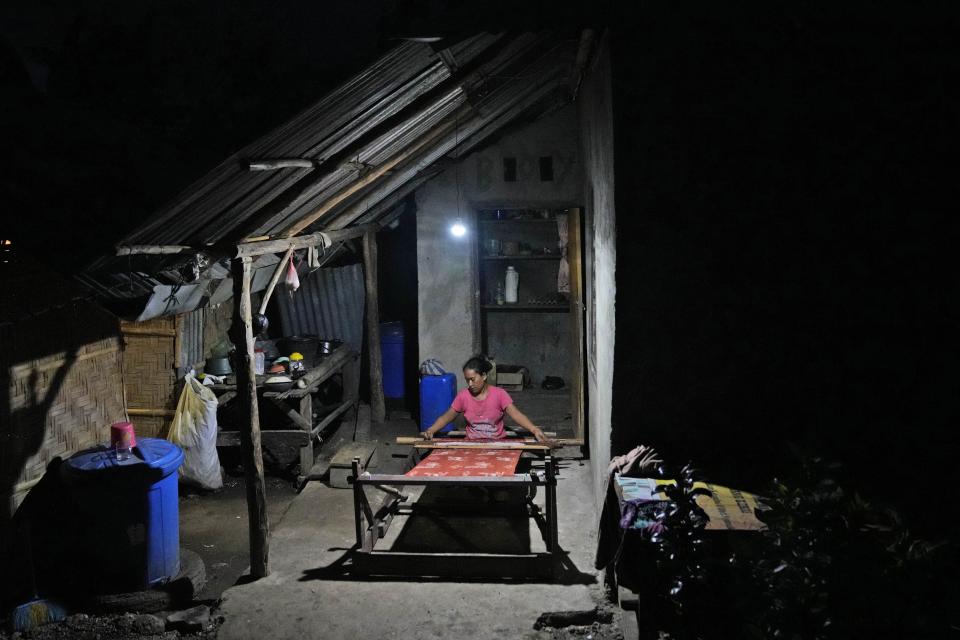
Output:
[{"left": 505, "top": 266, "right": 519, "bottom": 303}]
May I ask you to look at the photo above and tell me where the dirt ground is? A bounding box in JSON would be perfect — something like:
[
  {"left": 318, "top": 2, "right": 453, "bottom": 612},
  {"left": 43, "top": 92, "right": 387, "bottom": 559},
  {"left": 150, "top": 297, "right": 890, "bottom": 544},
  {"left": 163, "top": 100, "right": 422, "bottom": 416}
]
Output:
[
  {"left": 178, "top": 472, "right": 299, "bottom": 601},
  {"left": 0, "top": 612, "right": 217, "bottom": 640}
]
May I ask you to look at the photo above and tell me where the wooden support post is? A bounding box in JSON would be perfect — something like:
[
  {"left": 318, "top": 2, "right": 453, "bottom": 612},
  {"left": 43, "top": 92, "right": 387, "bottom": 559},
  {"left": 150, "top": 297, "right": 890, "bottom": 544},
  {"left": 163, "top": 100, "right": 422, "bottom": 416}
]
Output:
[
  {"left": 362, "top": 229, "right": 386, "bottom": 423},
  {"left": 567, "top": 208, "right": 586, "bottom": 442},
  {"left": 229, "top": 256, "right": 270, "bottom": 578},
  {"left": 545, "top": 455, "right": 559, "bottom": 554},
  {"left": 298, "top": 393, "right": 314, "bottom": 475},
  {"left": 343, "top": 350, "right": 360, "bottom": 423},
  {"left": 352, "top": 458, "right": 365, "bottom": 550}
]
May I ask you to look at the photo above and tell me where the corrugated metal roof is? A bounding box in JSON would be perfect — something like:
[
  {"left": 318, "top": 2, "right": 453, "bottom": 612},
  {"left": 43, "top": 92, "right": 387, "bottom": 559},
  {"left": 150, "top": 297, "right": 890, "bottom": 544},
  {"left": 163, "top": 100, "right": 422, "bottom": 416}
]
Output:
[
  {"left": 84, "top": 30, "right": 580, "bottom": 311},
  {"left": 275, "top": 264, "right": 366, "bottom": 353},
  {"left": 113, "top": 31, "right": 574, "bottom": 248}
]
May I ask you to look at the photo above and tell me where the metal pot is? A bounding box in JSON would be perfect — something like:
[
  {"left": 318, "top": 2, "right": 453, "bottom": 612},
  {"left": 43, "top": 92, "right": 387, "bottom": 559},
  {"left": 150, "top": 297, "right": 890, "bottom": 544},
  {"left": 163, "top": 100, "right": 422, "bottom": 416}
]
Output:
[
  {"left": 277, "top": 335, "right": 320, "bottom": 358},
  {"left": 317, "top": 339, "right": 342, "bottom": 355},
  {"left": 205, "top": 356, "right": 232, "bottom": 376}
]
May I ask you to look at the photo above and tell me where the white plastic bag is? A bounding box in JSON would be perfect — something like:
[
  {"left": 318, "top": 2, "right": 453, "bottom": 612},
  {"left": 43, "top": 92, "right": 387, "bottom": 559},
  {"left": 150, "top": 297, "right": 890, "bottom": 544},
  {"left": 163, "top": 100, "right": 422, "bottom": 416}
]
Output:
[{"left": 167, "top": 372, "right": 223, "bottom": 490}]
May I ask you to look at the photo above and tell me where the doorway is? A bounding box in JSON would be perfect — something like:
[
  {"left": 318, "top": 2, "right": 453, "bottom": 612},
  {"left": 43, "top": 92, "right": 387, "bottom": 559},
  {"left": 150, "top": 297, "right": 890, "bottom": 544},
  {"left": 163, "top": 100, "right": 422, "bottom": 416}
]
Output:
[{"left": 476, "top": 207, "right": 586, "bottom": 442}]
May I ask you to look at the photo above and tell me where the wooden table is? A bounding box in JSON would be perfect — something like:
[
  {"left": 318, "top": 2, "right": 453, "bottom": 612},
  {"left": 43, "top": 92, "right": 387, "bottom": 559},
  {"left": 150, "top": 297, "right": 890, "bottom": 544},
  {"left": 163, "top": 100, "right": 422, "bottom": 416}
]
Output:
[{"left": 212, "top": 344, "right": 359, "bottom": 484}]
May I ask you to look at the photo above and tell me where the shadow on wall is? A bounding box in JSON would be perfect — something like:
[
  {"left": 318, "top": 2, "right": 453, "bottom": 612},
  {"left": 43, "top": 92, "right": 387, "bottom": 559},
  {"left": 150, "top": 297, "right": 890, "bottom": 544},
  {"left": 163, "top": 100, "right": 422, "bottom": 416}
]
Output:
[{"left": 0, "top": 253, "right": 125, "bottom": 604}]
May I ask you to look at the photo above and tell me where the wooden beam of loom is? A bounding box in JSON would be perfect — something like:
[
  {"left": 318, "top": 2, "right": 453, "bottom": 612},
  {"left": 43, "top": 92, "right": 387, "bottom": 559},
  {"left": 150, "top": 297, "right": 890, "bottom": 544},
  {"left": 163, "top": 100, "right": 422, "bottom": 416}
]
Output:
[{"left": 395, "top": 437, "right": 581, "bottom": 446}]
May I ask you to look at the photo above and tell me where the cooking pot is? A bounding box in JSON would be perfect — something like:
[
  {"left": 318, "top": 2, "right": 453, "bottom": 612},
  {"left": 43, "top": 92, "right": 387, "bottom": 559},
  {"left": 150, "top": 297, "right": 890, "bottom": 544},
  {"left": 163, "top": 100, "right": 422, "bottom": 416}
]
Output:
[
  {"left": 277, "top": 335, "right": 320, "bottom": 358},
  {"left": 263, "top": 376, "right": 294, "bottom": 392},
  {"left": 318, "top": 339, "right": 342, "bottom": 355},
  {"left": 205, "top": 356, "right": 232, "bottom": 376}
]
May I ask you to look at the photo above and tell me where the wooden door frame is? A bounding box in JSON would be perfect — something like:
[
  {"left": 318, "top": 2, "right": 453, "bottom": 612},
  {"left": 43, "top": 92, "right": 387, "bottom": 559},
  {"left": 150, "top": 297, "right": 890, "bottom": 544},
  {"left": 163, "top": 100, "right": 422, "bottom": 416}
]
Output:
[{"left": 567, "top": 207, "right": 586, "bottom": 442}]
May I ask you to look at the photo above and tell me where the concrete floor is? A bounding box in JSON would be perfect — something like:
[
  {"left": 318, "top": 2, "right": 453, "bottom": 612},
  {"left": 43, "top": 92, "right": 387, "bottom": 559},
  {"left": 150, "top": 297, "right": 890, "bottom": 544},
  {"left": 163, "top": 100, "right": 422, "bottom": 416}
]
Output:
[
  {"left": 214, "top": 420, "right": 607, "bottom": 640},
  {"left": 506, "top": 388, "right": 574, "bottom": 438}
]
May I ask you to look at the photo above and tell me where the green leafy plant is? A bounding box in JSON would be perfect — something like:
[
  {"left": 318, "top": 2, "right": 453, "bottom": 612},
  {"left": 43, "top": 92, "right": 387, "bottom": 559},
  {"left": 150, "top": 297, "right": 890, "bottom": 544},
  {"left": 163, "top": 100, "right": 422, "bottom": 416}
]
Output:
[
  {"left": 632, "top": 451, "right": 956, "bottom": 639},
  {"left": 748, "top": 456, "right": 954, "bottom": 638}
]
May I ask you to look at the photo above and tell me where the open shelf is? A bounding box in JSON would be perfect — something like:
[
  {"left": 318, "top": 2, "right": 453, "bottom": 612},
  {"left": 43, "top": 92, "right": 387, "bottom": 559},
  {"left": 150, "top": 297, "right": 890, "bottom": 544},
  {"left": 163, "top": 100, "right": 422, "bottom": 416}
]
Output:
[
  {"left": 481, "top": 304, "right": 569, "bottom": 312},
  {"left": 479, "top": 218, "right": 558, "bottom": 224},
  {"left": 482, "top": 255, "right": 561, "bottom": 260}
]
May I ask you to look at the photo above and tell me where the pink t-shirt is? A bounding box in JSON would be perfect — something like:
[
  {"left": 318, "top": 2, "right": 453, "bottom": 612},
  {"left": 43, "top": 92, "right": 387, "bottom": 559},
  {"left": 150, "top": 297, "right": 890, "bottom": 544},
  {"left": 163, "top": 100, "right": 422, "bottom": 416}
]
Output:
[{"left": 451, "top": 386, "right": 513, "bottom": 439}]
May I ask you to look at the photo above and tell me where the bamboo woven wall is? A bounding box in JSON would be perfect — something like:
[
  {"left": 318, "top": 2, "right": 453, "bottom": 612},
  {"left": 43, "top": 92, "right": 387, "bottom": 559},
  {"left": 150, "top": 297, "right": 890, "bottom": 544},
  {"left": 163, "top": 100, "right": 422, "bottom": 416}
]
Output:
[
  {"left": 1, "top": 299, "right": 125, "bottom": 514},
  {"left": 120, "top": 318, "right": 178, "bottom": 439}
]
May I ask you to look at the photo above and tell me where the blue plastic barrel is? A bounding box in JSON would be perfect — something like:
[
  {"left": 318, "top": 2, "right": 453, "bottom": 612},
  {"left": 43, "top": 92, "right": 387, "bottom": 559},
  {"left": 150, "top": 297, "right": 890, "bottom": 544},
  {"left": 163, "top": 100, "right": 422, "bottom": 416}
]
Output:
[
  {"left": 380, "top": 321, "right": 405, "bottom": 399},
  {"left": 61, "top": 438, "right": 184, "bottom": 593},
  {"left": 420, "top": 373, "right": 457, "bottom": 433}
]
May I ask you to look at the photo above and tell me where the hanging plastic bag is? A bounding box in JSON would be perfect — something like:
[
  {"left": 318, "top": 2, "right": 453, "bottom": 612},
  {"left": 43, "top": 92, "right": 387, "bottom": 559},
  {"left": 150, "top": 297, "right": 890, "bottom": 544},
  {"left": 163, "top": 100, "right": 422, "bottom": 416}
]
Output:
[
  {"left": 285, "top": 258, "right": 300, "bottom": 294},
  {"left": 167, "top": 371, "right": 223, "bottom": 490}
]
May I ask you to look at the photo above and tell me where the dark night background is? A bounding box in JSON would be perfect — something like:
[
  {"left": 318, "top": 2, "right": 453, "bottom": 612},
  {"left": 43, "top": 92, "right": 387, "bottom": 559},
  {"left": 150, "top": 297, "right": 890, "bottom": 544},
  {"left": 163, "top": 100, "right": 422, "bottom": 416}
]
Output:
[
  {"left": 611, "top": 5, "right": 959, "bottom": 537},
  {"left": 3, "top": 2, "right": 958, "bottom": 539}
]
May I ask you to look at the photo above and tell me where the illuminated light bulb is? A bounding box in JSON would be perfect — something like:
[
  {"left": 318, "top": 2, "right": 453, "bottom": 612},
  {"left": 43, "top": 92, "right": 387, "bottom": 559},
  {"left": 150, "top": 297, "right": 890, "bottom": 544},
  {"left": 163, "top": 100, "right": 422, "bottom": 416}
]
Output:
[{"left": 450, "top": 221, "right": 466, "bottom": 237}]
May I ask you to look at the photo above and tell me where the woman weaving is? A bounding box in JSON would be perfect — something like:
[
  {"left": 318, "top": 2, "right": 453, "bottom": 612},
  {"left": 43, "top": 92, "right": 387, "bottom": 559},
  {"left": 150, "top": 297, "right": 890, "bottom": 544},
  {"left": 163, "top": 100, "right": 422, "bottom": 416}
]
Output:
[{"left": 422, "top": 356, "right": 549, "bottom": 443}]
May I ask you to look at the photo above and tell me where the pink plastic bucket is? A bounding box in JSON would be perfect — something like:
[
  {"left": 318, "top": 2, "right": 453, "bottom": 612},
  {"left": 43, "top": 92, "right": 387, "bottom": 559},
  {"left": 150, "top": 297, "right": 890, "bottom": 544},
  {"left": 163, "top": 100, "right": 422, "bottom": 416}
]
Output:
[{"left": 110, "top": 421, "right": 137, "bottom": 449}]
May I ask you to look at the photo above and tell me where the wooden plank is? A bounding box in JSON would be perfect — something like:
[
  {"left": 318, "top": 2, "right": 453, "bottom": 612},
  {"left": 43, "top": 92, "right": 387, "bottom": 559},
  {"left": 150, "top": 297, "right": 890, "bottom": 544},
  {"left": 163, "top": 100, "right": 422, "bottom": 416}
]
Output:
[
  {"left": 127, "top": 408, "right": 176, "bottom": 418},
  {"left": 356, "top": 474, "right": 547, "bottom": 486},
  {"left": 258, "top": 246, "right": 294, "bottom": 315},
  {"left": 174, "top": 314, "right": 183, "bottom": 369},
  {"left": 298, "top": 393, "right": 314, "bottom": 474},
  {"left": 247, "top": 158, "right": 314, "bottom": 170},
  {"left": 331, "top": 442, "right": 378, "bottom": 489},
  {"left": 216, "top": 429, "right": 310, "bottom": 448},
  {"left": 265, "top": 395, "right": 313, "bottom": 432},
  {"left": 229, "top": 256, "right": 270, "bottom": 578},
  {"left": 447, "top": 429, "right": 558, "bottom": 438},
  {"left": 545, "top": 455, "right": 559, "bottom": 553},
  {"left": 312, "top": 396, "right": 356, "bottom": 437},
  {"left": 567, "top": 207, "right": 586, "bottom": 441},
  {"left": 363, "top": 229, "right": 386, "bottom": 423},
  {"left": 115, "top": 244, "right": 193, "bottom": 256},
  {"left": 120, "top": 326, "right": 177, "bottom": 337},
  {"left": 234, "top": 223, "right": 380, "bottom": 258},
  {"left": 216, "top": 391, "right": 237, "bottom": 406},
  {"left": 396, "top": 436, "right": 582, "bottom": 445},
  {"left": 272, "top": 345, "right": 356, "bottom": 399},
  {"left": 330, "top": 441, "right": 378, "bottom": 467},
  {"left": 411, "top": 442, "right": 552, "bottom": 451},
  {"left": 352, "top": 459, "right": 366, "bottom": 550}
]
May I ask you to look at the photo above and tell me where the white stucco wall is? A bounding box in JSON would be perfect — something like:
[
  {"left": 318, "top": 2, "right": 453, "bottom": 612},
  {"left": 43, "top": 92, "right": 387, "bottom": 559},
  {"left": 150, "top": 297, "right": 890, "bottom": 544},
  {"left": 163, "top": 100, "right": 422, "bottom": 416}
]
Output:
[
  {"left": 415, "top": 171, "right": 479, "bottom": 386},
  {"left": 416, "top": 103, "right": 582, "bottom": 391},
  {"left": 578, "top": 36, "right": 617, "bottom": 507},
  {"left": 462, "top": 104, "right": 582, "bottom": 207}
]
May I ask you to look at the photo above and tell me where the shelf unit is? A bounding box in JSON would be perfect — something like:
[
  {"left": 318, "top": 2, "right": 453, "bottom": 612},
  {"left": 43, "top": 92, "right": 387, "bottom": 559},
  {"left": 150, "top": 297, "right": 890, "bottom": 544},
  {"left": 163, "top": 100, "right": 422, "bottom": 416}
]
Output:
[
  {"left": 474, "top": 207, "right": 585, "bottom": 444},
  {"left": 481, "top": 255, "right": 561, "bottom": 261},
  {"left": 481, "top": 304, "right": 569, "bottom": 312}
]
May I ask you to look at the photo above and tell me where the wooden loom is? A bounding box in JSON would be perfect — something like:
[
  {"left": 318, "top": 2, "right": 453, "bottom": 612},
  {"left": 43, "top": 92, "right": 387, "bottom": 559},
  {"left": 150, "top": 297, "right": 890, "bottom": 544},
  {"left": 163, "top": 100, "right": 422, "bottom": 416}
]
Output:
[{"left": 349, "top": 436, "right": 579, "bottom": 577}]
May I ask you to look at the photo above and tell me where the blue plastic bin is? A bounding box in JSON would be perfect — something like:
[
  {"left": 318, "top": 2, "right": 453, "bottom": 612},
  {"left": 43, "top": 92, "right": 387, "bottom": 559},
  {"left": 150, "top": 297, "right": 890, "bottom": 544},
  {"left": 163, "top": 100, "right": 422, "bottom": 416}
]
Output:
[
  {"left": 380, "top": 321, "right": 405, "bottom": 399},
  {"left": 61, "top": 438, "right": 184, "bottom": 593},
  {"left": 420, "top": 373, "right": 457, "bottom": 433}
]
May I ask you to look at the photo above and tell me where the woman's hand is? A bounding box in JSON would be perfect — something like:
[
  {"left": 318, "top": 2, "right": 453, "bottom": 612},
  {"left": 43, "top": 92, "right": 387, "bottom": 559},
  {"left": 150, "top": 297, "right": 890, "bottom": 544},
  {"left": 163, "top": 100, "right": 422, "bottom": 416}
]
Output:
[
  {"left": 423, "top": 407, "right": 458, "bottom": 441},
  {"left": 529, "top": 427, "right": 548, "bottom": 443}
]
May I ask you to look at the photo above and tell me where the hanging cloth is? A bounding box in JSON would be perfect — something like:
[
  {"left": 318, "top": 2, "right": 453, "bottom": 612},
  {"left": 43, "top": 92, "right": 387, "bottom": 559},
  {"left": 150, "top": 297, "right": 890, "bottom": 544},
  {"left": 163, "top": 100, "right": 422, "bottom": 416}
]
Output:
[{"left": 557, "top": 213, "right": 570, "bottom": 293}]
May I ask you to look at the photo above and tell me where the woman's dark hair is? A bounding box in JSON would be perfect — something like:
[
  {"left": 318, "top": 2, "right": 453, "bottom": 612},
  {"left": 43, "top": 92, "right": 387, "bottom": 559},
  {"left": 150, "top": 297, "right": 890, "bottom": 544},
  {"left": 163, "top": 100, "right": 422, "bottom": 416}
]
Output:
[{"left": 462, "top": 355, "right": 492, "bottom": 375}]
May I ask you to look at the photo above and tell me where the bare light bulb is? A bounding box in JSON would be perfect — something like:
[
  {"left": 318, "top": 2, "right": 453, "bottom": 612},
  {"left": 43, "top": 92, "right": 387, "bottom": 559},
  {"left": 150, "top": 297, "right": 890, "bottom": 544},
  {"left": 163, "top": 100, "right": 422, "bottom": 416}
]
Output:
[{"left": 450, "top": 221, "right": 466, "bottom": 237}]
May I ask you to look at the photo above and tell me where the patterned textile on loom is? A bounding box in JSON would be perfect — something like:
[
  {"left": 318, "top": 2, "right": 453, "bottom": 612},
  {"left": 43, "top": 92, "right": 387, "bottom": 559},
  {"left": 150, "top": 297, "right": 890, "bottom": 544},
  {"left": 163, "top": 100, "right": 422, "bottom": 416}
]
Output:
[{"left": 405, "top": 448, "right": 522, "bottom": 477}]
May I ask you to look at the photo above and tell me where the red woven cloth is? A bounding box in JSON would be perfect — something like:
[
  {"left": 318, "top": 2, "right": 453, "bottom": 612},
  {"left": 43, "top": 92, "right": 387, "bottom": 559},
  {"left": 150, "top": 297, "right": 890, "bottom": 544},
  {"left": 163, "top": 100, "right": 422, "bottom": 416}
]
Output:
[{"left": 405, "top": 448, "right": 522, "bottom": 477}]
